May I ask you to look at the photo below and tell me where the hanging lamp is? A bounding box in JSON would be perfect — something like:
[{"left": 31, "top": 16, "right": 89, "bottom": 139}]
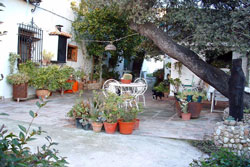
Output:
[{"left": 105, "top": 42, "right": 116, "bottom": 51}]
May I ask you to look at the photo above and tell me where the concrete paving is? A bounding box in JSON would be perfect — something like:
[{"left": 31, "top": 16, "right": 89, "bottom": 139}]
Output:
[{"left": 0, "top": 81, "right": 224, "bottom": 167}]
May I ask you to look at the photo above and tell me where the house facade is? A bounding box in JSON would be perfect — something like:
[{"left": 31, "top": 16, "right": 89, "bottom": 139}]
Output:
[
  {"left": 166, "top": 52, "right": 250, "bottom": 96},
  {"left": 0, "top": 0, "right": 92, "bottom": 99}
]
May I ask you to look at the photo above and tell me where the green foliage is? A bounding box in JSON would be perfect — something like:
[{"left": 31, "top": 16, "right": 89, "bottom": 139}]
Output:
[
  {"left": 72, "top": 2, "right": 142, "bottom": 79},
  {"left": 102, "top": 93, "right": 124, "bottom": 123},
  {"left": 19, "top": 61, "right": 39, "bottom": 84},
  {"left": 179, "top": 101, "right": 189, "bottom": 113},
  {"left": 165, "top": 62, "right": 171, "bottom": 69},
  {"left": 189, "top": 140, "right": 219, "bottom": 155},
  {"left": 243, "top": 108, "right": 250, "bottom": 114},
  {"left": 190, "top": 148, "right": 250, "bottom": 167},
  {"left": 154, "top": 82, "right": 169, "bottom": 93},
  {"left": 31, "top": 65, "right": 74, "bottom": 91},
  {"left": 85, "top": 0, "right": 250, "bottom": 56},
  {"left": 169, "top": 78, "right": 182, "bottom": 93},
  {"left": 89, "top": 91, "right": 104, "bottom": 123},
  {"left": 120, "top": 106, "right": 142, "bottom": 122},
  {"left": 8, "top": 53, "right": 20, "bottom": 74},
  {"left": 177, "top": 90, "right": 207, "bottom": 102},
  {"left": 42, "top": 50, "right": 54, "bottom": 62},
  {"left": 102, "top": 65, "right": 120, "bottom": 80},
  {"left": 0, "top": 99, "right": 68, "bottom": 167},
  {"left": 6, "top": 73, "right": 29, "bottom": 85},
  {"left": 67, "top": 100, "right": 90, "bottom": 120},
  {"left": 74, "top": 69, "right": 85, "bottom": 81},
  {"left": 56, "top": 66, "right": 75, "bottom": 91},
  {"left": 122, "top": 73, "right": 132, "bottom": 80}
]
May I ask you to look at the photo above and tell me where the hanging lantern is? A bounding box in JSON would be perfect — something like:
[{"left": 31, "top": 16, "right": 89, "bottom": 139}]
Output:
[{"left": 105, "top": 42, "right": 116, "bottom": 51}]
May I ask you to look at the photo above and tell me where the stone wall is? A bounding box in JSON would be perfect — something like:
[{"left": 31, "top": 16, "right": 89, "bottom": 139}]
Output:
[{"left": 213, "top": 120, "right": 250, "bottom": 158}]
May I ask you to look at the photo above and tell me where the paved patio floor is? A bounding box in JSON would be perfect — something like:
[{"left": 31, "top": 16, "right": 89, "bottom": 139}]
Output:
[{"left": 0, "top": 82, "right": 224, "bottom": 167}]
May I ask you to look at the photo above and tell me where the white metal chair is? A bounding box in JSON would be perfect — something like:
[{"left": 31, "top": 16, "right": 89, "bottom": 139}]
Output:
[
  {"left": 102, "top": 79, "right": 119, "bottom": 97},
  {"left": 134, "top": 78, "right": 148, "bottom": 106}
]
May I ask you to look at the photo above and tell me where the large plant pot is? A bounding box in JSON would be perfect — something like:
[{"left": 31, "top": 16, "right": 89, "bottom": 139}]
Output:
[
  {"left": 181, "top": 113, "right": 191, "bottom": 121},
  {"left": 120, "top": 79, "right": 131, "bottom": 84},
  {"left": 36, "top": 89, "right": 50, "bottom": 99},
  {"left": 188, "top": 102, "right": 203, "bottom": 118},
  {"left": 13, "top": 83, "right": 28, "bottom": 100},
  {"left": 104, "top": 122, "right": 117, "bottom": 134},
  {"left": 64, "top": 80, "right": 78, "bottom": 93},
  {"left": 133, "top": 119, "right": 140, "bottom": 130},
  {"left": 119, "top": 121, "right": 134, "bottom": 135},
  {"left": 91, "top": 122, "right": 103, "bottom": 133}
]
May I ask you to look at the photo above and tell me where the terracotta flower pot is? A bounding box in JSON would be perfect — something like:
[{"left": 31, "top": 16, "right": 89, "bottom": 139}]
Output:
[
  {"left": 36, "top": 89, "right": 50, "bottom": 99},
  {"left": 120, "top": 79, "right": 131, "bottom": 84},
  {"left": 188, "top": 102, "right": 203, "bottom": 118},
  {"left": 91, "top": 122, "right": 103, "bottom": 133},
  {"left": 119, "top": 121, "right": 134, "bottom": 135},
  {"left": 13, "top": 83, "right": 28, "bottom": 100},
  {"left": 133, "top": 119, "right": 140, "bottom": 130},
  {"left": 181, "top": 113, "right": 191, "bottom": 121},
  {"left": 104, "top": 122, "right": 118, "bottom": 134}
]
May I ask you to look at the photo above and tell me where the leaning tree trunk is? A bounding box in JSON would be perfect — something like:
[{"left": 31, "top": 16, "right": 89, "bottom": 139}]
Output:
[{"left": 130, "top": 22, "right": 250, "bottom": 108}]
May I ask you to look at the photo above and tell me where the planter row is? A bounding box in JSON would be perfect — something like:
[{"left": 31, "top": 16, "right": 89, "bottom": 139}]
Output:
[{"left": 75, "top": 118, "right": 140, "bottom": 135}]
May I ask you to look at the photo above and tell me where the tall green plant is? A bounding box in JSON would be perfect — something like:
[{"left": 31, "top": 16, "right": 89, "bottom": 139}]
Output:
[
  {"left": 72, "top": 3, "right": 142, "bottom": 81},
  {"left": 8, "top": 53, "right": 20, "bottom": 74},
  {"left": 0, "top": 99, "right": 68, "bottom": 166}
]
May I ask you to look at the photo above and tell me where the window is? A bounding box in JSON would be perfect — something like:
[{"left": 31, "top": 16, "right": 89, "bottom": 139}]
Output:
[
  {"left": 67, "top": 44, "right": 78, "bottom": 62},
  {"left": 17, "top": 23, "right": 43, "bottom": 64}
]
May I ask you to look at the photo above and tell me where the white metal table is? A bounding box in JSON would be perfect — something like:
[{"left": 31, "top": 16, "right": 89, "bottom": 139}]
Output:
[{"left": 109, "top": 82, "right": 146, "bottom": 108}]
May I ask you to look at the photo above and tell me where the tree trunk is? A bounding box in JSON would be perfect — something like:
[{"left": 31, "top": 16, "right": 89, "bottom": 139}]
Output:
[{"left": 130, "top": 22, "right": 250, "bottom": 107}]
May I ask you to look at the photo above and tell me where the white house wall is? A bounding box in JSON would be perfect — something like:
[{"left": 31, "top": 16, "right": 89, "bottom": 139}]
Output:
[
  {"left": 170, "top": 58, "right": 200, "bottom": 96},
  {"left": 0, "top": 0, "right": 90, "bottom": 99}
]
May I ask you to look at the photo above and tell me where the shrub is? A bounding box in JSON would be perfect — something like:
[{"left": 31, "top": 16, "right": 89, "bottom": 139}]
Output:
[
  {"left": 7, "top": 73, "right": 29, "bottom": 85},
  {"left": 0, "top": 99, "right": 68, "bottom": 167},
  {"left": 190, "top": 148, "right": 250, "bottom": 167}
]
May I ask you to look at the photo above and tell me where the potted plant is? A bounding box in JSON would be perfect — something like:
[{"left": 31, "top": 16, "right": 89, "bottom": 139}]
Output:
[
  {"left": 169, "top": 78, "right": 182, "bottom": 95},
  {"left": 119, "top": 106, "right": 137, "bottom": 135},
  {"left": 42, "top": 50, "right": 54, "bottom": 66},
  {"left": 57, "top": 66, "right": 75, "bottom": 95},
  {"left": 179, "top": 101, "right": 191, "bottom": 121},
  {"left": 7, "top": 53, "right": 30, "bottom": 101},
  {"left": 177, "top": 90, "right": 206, "bottom": 118},
  {"left": 121, "top": 73, "right": 132, "bottom": 84},
  {"left": 102, "top": 93, "right": 124, "bottom": 134},
  {"left": 188, "top": 91, "right": 206, "bottom": 118},
  {"left": 132, "top": 106, "right": 143, "bottom": 130},
  {"left": 89, "top": 92, "right": 104, "bottom": 132},
  {"left": 7, "top": 73, "right": 29, "bottom": 101},
  {"left": 31, "top": 65, "right": 58, "bottom": 98},
  {"left": 74, "top": 69, "right": 85, "bottom": 90},
  {"left": 67, "top": 100, "right": 91, "bottom": 129}
]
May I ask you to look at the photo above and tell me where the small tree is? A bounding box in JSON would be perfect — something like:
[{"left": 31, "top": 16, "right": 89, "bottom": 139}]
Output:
[{"left": 71, "top": 2, "right": 142, "bottom": 81}]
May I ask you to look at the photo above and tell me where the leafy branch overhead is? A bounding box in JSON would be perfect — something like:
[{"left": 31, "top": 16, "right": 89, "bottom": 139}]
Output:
[{"left": 71, "top": 2, "right": 142, "bottom": 80}]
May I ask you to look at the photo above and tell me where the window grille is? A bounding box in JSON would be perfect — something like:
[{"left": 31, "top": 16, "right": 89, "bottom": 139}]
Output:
[{"left": 17, "top": 21, "right": 43, "bottom": 64}]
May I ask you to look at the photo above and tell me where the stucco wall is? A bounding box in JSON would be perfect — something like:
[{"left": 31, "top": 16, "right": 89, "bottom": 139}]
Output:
[
  {"left": 169, "top": 58, "right": 200, "bottom": 96},
  {"left": 0, "top": 0, "right": 90, "bottom": 99}
]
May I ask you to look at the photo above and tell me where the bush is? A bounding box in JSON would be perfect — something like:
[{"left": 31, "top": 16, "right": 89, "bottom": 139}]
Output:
[
  {"left": 0, "top": 99, "right": 68, "bottom": 167},
  {"left": 7, "top": 73, "right": 29, "bottom": 85},
  {"left": 190, "top": 148, "right": 250, "bottom": 167},
  {"left": 189, "top": 140, "right": 219, "bottom": 155}
]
